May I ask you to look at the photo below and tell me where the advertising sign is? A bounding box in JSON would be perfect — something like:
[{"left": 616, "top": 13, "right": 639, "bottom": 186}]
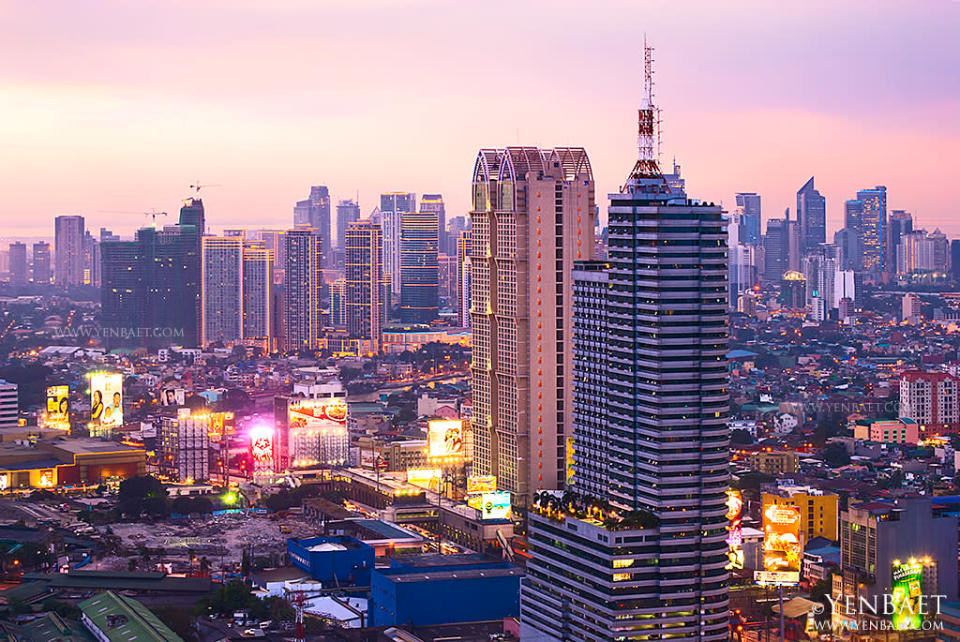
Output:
[
  {"left": 208, "top": 411, "right": 234, "bottom": 440},
  {"left": 250, "top": 424, "right": 275, "bottom": 474},
  {"left": 467, "top": 475, "right": 497, "bottom": 494},
  {"left": 565, "top": 436, "right": 575, "bottom": 485},
  {"left": 726, "top": 489, "right": 744, "bottom": 570},
  {"left": 160, "top": 387, "right": 186, "bottom": 407},
  {"left": 90, "top": 373, "right": 123, "bottom": 428},
  {"left": 756, "top": 503, "right": 801, "bottom": 585},
  {"left": 407, "top": 468, "right": 441, "bottom": 492},
  {"left": 45, "top": 385, "right": 70, "bottom": 430},
  {"left": 479, "top": 491, "right": 511, "bottom": 520},
  {"left": 427, "top": 420, "right": 463, "bottom": 458},
  {"left": 288, "top": 398, "right": 349, "bottom": 467},
  {"left": 891, "top": 561, "right": 924, "bottom": 630}
]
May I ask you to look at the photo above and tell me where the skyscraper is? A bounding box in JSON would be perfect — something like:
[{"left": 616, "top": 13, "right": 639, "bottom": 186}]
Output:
[
  {"left": 888, "top": 209, "right": 913, "bottom": 275},
  {"left": 82, "top": 230, "right": 100, "bottom": 286},
  {"left": 329, "top": 278, "right": 347, "bottom": 326},
  {"left": 797, "top": 176, "right": 826, "bottom": 251},
  {"left": 335, "top": 199, "right": 361, "bottom": 254},
  {"left": 8, "top": 243, "right": 27, "bottom": 286},
  {"left": 31, "top": 242, "right": 51, "bottom": 284},
  {"left": 521, "top": 44, "right": 729, "bottom": 640},
  {"left": 470, "top": 147, "right": 596, "bottom": 502},
  {"left": 283, "top": 228, "right": 323, "bottom": 352},
  {"left": 345, "top": 221, "right": 385, "bottom": 354},
  {"left": 762, "top": 217, "right": 788, "bottom": 281},
  {"left": 380, "top": 192, "right": 416, "bottom": 300},
  {"left": 735, "top": 192, "right": 761, "bottom": 245},
  {"left": 399, "top": 210, "right": 439, "bottom": 323},
  {"left": 419, "top": 193, "right": 447, "bottom": 253},
  {"left": 847, "top": 186, "right": 887, "bottom": 276},
  {"left": 201, "top": 236, "right": 243, "bottom": 346},
  {"left": 55, "top": 215, "right": 86, "bottom": 288},
  {"left": 456, "top": 231, "right": 471, "bottom": 328},
  {"left": 241, "top": 242, "right": 274, "bottom": 352},
  {"left": 100, "top": 198, "right": 204, "bottom": 348},
  {"left": 293, "top": 186, "right": 331, "bottom": 266}
]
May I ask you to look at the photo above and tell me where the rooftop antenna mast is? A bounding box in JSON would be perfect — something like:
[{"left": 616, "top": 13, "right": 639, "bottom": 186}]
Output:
[{"left": 625, "top": 36, "right": 668, "bottom": 191}]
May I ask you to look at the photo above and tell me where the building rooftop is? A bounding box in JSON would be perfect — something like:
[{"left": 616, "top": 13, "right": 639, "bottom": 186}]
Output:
[{"left": 78, "top": 590, "right": 183, "bottom": 642}]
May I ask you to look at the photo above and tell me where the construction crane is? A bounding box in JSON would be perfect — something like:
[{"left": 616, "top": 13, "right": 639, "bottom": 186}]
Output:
[
  {"left": 98, "top": 209, "right": 168, "bottom": 228},
  {"left": 188, "top": 181, "right": 221, "bottom": 195}
]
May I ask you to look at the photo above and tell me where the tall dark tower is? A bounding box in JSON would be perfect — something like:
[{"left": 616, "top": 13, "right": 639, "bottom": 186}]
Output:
[{"left": 521, "top": 40, "right": 730, "bottom": 641}]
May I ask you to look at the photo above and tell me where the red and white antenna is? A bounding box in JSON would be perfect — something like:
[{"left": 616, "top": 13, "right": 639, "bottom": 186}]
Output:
[{"left": 626, "top": 36, "right": 668, "bottom": 189}]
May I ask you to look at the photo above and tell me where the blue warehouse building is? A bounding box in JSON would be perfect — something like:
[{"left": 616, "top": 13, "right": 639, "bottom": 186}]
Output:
[
  {"left": 286, "top": 536, "right": 374, "bottom": 587},
  {"left": 369, "top": 554, "right": 522, "bottom": 627}
]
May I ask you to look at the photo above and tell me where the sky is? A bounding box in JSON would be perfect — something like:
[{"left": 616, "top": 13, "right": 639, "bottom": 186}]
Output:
[{"left": 0, "top": 0, "right": 958, "bottom": 240}]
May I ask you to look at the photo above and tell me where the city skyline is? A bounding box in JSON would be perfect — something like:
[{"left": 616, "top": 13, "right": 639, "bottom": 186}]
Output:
[{"left": 1, "top": 1, "right": 958, "bottom": 238}]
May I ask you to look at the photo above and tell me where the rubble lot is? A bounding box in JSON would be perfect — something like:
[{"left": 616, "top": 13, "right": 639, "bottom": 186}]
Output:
[{"left": 107, "top": 513, "right": 320, "bottom": 564}]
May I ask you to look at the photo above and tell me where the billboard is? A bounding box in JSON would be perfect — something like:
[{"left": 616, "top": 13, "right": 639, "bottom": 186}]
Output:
[
  {"left": 479, "top": 491, "right": 511, "bottom": 520},
  {"left": 756, "top": 503, "right": 801, "bottom": 585},
  {"left": 249, "top": 423, "right": 275, "bottom": 474},
  {"left": 467, "top": 475, "right": 497, "bottom": 494},
  {"left": 891, "top": 560, "right": 924, "bottom": 630},
  {"left": 427, "top": 420, "right": 463, "bottom": 458},
  {"left": 565, "top": 436, "right": 575, "bottom": 485},
  {"left": 208, "top": 411, "right": 234, "bottom": 440},
  {"left": 160, "top": 387, "right": 186, "bottom": 407},
  {"left": 288, "top": 398, "right": 349, "bottom": 467},
  {"left": 726, "top": 490, "right": 744, "bottom": 570},
  {"left": 407, "top": 468, "right": 441, "bottom": 492},
  {"left": 45, "top": 385, "right": 70, "bottom": 430},
  {"left": 90, "top": 373, "right": 123, "bottom": 428}
]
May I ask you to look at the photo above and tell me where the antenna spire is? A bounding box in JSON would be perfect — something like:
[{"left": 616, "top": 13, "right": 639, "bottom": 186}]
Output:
[{"left": 624, "top": 37, "right": 669, "bottom": 192}]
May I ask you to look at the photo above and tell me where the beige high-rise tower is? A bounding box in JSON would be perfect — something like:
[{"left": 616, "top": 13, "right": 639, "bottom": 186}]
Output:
[{"left": 470, "top": 147, "right": 596, "bottom": 503}]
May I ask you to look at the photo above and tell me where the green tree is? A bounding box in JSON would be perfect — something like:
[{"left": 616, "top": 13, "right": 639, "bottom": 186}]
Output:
[
  {"left": 822, "top": 443, "right": 851, "bottom": 468},
  {"left": 118, "top": 475, "right": 168, "bottom": 518}
]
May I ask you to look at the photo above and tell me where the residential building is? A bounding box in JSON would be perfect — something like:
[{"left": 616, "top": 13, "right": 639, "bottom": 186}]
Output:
[
  {"left": 32, "top": 242, "right": 51, "bottom": 284},
  {"left": 335, "top": 199, "right": 361, "bottom": 256},
  {"left": 283, "top": 228, "right": 323, "bottom": 352},
  {"left": 735, "top": 192, "right": 761, "bottom": 245},
  {"left": 470, "top": 146, "right": 596, "bottom": 501},
  {"left": 420, "top": 193, "right": 447, "bottom": 254},
  {"left": 797, "top": 176, "right": 826, "bottom": 251},
  {"left": 888, "top": 209, "right": 913, "bottom": 274},
  {"left": 159, "top": 410, "right": 211, "bottom": 483},
  {"left": 8, "top": 242, "right": 27, "bottom": 286},
  {"left": 853, "top": 418, "right": 920, "bottom": 445},
  {"left": 55, "top": 214, "right": 86, "bottom": 288},
  {"left": 200, "top": 236, "right": 243, "bottom": 346},
  {"left": 900, "top": 371, "right": 959, "bottom": 425},
  {"left": 293, "top": 185, "right": 332, "bottom": 267},
  {"left": 456, "top": 231, "right": 471, "bottom": 328},
  {"left": 345, "top": 221, "right": 385, "bottom": 354},
  {"left": 0, "top": 380, "right": 17, "bottom": 429},
  {"left": 380, "top": 192, "right": 417, "bottom": 299},
  {"left": 762, "top": 484, "right": 840, "bottom": 541}
]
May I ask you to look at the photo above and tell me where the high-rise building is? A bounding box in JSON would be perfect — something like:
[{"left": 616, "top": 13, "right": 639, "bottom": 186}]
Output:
[
  {"left": 345, "top": 221, "right": 385, "bottom": 354},
  {"left": 735, "top": 192, "right": 761, "bottom": 245},
  {"left": 82, "top": 230, "right": 100, "bottom": 286},
  {"left": 160, "top": 410, "right": 211, "bottom": 483},
  {"left": 846, "top": 186, "right": 887, "bottom": 276},
  {"left": 899, "top": 371, "right": 959, "bottom": 426},
  {"left": 952, "top": 240, "right": 960, "bottom": 281},
  {"left": 55, "top": 215, "right": 86, "bottom": 288},
  {"left": 797, "top": 177, "right": 826, "bottom": 251},
  {"left": 293, "top": 186, "right": 331, "bottom": 266},
  {"left": 380, "top": 192, "right": 416, "bottom": 299},
  {"left": 101, "top": 199, "right": 204, "bottom": 348},
  {"left": 330, "top": 278, "right": 347, "bottom": 326},
  {"left": 201, "top": 236, "right": 243, "bottom": 346},
  {"left": 283, "top": 229, "right": 323, "bottom": 353},
  {"left": 241, "top": 243, "right": 274, "bottom": 352},
  {"left": 8, "top": 243, "right": 27, "bottom": 286},
  {"left": 438, "top": 254, "right": 457, "bottom": 304},
  {"left": 0, "top": 380, "right": 17, "bottom": 429},
  {"left": 31, "top": 242, "right": 51, "bottom": 284},
  {"left": 898, "top": 229, "right": 950, "bottom": 275},
  {"left": 762, "top": 218, "right": 788, "bottom": 281},
  {"left": 521, "top": 44, "right": 729, "bottom": 641},
  {"left": 335, "top": 199, "right": 361, "bottom": 255},
  {"left": 470, "top": 147, "right": 596, "bottom": 503},
  {"left": 420, "top": 194, "right": 447, "bottom": 254},
  {"left": 456, "top": 231, "right": 471, "bottom": 328},
  {"left": 888, "top": 209, "right": 913, "bottom": 274},
  {"left": 399, "top": 210, "right": 439, "bottom": 324},
  {"left": 834, "top": 227, "right": 862, "bottom": 271}
]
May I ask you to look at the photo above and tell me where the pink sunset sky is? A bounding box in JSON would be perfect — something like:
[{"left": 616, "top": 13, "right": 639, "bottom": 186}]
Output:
[{"left": 0, "top": 0, "right": 958, "bottom": 240}]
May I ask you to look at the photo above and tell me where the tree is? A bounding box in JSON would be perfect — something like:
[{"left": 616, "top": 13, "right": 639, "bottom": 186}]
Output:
[
  {"left": 732, "top": 471, "right": 775, "bottom": 492},
  {"left": 172, "top": 496, "right": 194, "bottom": 515},
  {"left": 118, "top": 476, "right": 168, "bottom": 518},
  {"left": 731, "top": 429, "right": 753, "bottom": 445},
  {"left": 822, "top": 443, "right": 851, "bottom": 468},
  {"left": 150, "top": 605, "right": 198, "bottom": 642}
]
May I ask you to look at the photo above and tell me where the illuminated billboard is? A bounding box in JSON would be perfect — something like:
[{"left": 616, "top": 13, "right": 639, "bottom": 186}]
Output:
[
  {"left": 407, "top": 468, "right": 441, "bottom": 492},
  {"left": 891, "top": 560, "right": 924, "bottom": 630},
  {"left": 467, "top": 475, "right": 497, "bottom": 494},
  {"left": 726, "top": 490, "right": 744, "bottom": 570},
  {"left": 288, "top": 398, "right": 349, "bottom": 467},
  {"left": 565, "top": 436, "right": 575, "bottom": 485},
  {"left": 208, "top": 411, "right": 234, "bottom": 440},
  {"left": 250, "top": 423, "right": 275, "bottom": 474},
  {"left": 427, "top": 420, "right": 463, "bottom": 458},
  {"left": 90, "top": 373, "right": 123, "bottom": 429},
  {"left": 479, "top": 491, "right": 511, "bottom": 520},
  {"left": 755, "top": 503, "right": 801, "bottom": 585},
  {"left": 45, "top": 385, "right": 70, "bottom": 431},
  {"left": 160, "top": 387, "right": 186, "bottom": 407}
]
